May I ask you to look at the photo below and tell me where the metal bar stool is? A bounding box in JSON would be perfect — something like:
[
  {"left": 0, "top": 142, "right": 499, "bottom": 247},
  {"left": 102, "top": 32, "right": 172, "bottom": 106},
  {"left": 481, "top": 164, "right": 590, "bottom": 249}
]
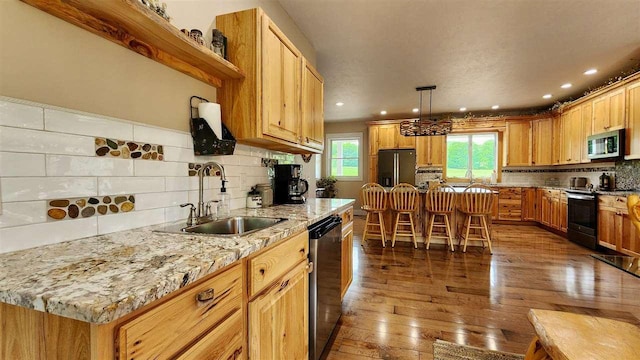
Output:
[
  {"left": 390, "top": 183, "right": 419, "bottom": 248},
  {"left": 458, "top": 184, "right": 494, "bottom": 253},
  {"left": 425, "top": 184, "right": 456, "bottom": 251},
  {"left": 360, "top": 183, "right": 388, "bottom": 247}
]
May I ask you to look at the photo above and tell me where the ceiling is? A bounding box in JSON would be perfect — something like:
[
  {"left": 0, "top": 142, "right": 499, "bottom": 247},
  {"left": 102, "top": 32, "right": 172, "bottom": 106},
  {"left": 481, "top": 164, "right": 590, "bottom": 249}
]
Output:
[{"left": 277, "top": 0, "right": 640, "bottom": 122}]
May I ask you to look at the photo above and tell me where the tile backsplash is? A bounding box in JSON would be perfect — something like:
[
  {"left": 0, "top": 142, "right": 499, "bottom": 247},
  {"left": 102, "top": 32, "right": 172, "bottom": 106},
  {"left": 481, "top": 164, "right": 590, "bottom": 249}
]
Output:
[{"left": 0, "top": 97, "right": 296, "bottom": 253}]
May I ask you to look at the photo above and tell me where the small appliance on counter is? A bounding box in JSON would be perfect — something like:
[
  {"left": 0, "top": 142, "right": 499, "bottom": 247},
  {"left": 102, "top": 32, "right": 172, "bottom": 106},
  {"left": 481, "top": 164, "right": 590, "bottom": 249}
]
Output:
[
  {"left": 255, "top": 183, "right": 273, "bottom": 207},
  {"left": 246, "top": 187, "right": 262, "bottom": 208},
  {"left": 274, "top": 164, "right": 309, "bottom": 204},
  {"left": 569, "top": 177, "right": 588, "bottom": 189},
  {"left": 598, "top": 172, "right": 612, "bottom": 191}
]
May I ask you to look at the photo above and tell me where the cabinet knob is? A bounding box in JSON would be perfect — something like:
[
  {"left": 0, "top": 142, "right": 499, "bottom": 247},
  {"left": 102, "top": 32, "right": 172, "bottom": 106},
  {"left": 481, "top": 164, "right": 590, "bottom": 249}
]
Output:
[
  {"left": 196, "top": 288, "right": 215, "bottom": 302},
  {"left": 306, "top": 261, "right": 314, "bottom": 273}
]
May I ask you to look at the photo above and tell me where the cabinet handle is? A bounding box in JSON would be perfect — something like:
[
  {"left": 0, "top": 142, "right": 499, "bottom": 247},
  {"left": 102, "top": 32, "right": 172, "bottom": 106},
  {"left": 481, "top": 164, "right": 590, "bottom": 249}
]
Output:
[
  {"left": 196, "top": 288, "right": 215, "bottom": 302},
  {"left": 306, "top": 261, "right": 314, "bottom": 273},
  {"left": 615, "top": 211, "right": 622, "bottom": 216},
  {"left": 616, "top": 198, "right": 625, "bottom": 202}
]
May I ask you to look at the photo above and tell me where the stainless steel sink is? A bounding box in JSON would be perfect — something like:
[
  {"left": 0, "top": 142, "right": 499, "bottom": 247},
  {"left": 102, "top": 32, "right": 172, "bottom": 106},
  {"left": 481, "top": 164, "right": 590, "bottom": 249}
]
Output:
[{"left": 156, "top": 216, "right": 287, "bottom": 237}]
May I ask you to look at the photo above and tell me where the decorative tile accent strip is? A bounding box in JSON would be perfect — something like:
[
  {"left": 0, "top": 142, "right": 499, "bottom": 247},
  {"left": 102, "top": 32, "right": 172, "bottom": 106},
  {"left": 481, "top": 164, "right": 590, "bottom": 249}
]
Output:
[
  {"left": 188, "top": 163, "right": 219, "bottom": 176},
  {"left": 502, "top": 166, "right": 615, "bottom": 173},
  {"left": 47, "top": 195, "right": 135, "bottom": 221},
  {"left": 95, "top": 137, "right": 164, "bottom": 161},
  {"left": 416, "top": 167, "right": 443, "bottom": 174}
]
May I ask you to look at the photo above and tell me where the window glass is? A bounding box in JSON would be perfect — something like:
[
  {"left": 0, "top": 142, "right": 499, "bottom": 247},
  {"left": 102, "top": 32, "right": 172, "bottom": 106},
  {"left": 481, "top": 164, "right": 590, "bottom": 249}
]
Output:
[
  {"left": 326, "top": 134, "right": 363, "bottom": 180},
  {"left": 446, "top": 133, "right": 497, "bottom": 180}
]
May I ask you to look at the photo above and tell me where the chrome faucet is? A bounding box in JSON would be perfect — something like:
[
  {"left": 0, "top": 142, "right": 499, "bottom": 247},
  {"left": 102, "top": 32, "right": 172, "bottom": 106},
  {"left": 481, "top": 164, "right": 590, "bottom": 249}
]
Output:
[{"left": 197, "top": 161, "right": 227, "bottom": 220}]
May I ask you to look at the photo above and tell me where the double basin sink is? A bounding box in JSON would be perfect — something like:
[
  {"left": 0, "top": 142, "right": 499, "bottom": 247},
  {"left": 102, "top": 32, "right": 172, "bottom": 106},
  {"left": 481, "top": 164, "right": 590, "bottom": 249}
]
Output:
[{"left": 157, "top": 216, "right": 287, "bottom": 237}]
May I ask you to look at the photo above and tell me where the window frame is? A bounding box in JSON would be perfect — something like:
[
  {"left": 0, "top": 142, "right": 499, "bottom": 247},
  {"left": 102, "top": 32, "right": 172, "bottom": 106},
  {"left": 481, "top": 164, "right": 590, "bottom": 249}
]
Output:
[
  {"left": 325, "top": 132, "right": 364, "bottom": 181},
  {"left": 444, "top": 131, "right": 500, "bottom": 182}
]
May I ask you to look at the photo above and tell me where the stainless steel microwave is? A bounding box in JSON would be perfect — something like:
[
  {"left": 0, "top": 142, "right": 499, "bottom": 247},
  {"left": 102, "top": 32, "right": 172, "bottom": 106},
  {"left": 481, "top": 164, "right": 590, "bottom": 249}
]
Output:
[{"left": 587, "top": 129, "right": 625, "bottom": 160}]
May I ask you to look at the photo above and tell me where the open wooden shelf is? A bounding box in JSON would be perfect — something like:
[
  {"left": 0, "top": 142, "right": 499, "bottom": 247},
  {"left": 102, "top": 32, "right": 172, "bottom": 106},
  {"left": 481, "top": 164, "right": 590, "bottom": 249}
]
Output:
[{"left": 22, "top": 0, "right": 244, "bottom": 88}]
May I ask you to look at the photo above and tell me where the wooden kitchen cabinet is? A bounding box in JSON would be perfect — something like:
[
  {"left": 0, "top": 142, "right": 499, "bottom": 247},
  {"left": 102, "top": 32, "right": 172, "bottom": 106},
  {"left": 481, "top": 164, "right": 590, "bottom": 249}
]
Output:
[
  {"left": 300, "top": 60, "right": 324, "bottom": 151},
  {"left": 377, "top": 124, "right": 399, "bottom": 150},
  {"left": 522, "top": 187, "right": 537, "bottom": 221},
  {"left": 368, "top": 155, "right": 378, "bottom": 183},
  {"left": 505, "top": 120, "right": 532, "bottom": 166},
  {"left": 560, "top": 191, "right": 568, "bottom": 233},
  {"left": 592, "top": 87, "right": 625, "bottom": 134},
  {"left": 398, "top": 131, "right": 416, "bottom": 149},
  {"left": 498, "top": 187, "right": 523, "bottom": 221},
  {"left": 217, "top": 8, "right": 322, "bottom": 154},
  {"left": 626, "top": 81, "right": 640, "bottom": 158},
  {"left": 539, "top": 189, "right": 560, "bottom": 230},
  {"left": 552, "top": 115, "right": 562, "bottom": 165},
  {"left": 340, "top": 206, "right": 354, "bottom": 299},
  {"left": 598, "top": 195, "right": 640, "bottom": 255},
  {"left": 581, "top": 102, "right": 593, "bottom": 163},
  {"left": 416, "top": 135, "right": 445, "bottom": 167},
  {"left": 369, "top": 126, "right": 379, "bottom": 156},
  {"left": 531, "top": 118, "right": 553, "bottom": 166}
]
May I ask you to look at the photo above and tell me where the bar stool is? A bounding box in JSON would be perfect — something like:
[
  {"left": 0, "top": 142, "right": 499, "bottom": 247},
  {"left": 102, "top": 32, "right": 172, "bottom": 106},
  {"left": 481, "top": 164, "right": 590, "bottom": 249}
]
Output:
[
  {"left": 424, "top": 184, "right": 456, "bottom": 252},
  {"left": 360, "top": 183, "right": 388, "bottom": 247},
  {"left": 389, "top": 183, "right": 419, "bottom": 248},
  {"left": 458, "top": 184, "right": 494, "bottom": 253}
]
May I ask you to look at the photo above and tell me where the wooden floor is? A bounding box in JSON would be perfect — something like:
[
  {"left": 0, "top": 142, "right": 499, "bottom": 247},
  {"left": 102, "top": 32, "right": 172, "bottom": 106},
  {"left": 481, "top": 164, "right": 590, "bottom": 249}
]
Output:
[{"left": 324, "top": 216, "right": 640, "bottom": 360}]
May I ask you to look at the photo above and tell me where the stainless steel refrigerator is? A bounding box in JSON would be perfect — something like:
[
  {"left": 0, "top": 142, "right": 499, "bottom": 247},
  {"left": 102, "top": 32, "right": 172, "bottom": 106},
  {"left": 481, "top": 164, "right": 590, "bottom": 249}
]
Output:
[{"left": 377, "top": 149, "right": 416, "bottom": 186}]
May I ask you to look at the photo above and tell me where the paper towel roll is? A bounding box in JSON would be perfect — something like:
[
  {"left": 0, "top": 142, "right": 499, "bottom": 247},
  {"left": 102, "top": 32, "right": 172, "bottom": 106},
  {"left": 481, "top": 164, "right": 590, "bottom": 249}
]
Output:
[{"left": 198, "top": 102, "right": 222, "bottom": 139}]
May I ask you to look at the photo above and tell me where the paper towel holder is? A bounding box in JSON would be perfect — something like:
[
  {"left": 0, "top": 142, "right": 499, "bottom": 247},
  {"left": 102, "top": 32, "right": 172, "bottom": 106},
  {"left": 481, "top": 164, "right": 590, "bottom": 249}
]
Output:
[{"left": 189, "top": 96, "right": 236, "bottom": 155}]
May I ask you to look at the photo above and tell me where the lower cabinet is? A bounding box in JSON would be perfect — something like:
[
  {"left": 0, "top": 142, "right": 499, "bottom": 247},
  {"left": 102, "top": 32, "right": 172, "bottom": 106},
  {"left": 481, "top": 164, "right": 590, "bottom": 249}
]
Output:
[
  {"left": 340, "top": 207, "right": 354, "bottom": 299},
  {"left": 559, "top": 191, "right": 568, "bottom": 233},
  {"left": 598, "top": 195, "right": 640, "bottom": 256},
  {"left": 498, "top": 187, "right": 522, "bottom": 221},
  {"left": 538, "top": 189, "right": 563, "bottom": 231},
  {"left": 248, "top": 260, "right": 309, "bottom": 360},
  {"left": 522, "top": 187, "right": 537, "bottom": 221}
]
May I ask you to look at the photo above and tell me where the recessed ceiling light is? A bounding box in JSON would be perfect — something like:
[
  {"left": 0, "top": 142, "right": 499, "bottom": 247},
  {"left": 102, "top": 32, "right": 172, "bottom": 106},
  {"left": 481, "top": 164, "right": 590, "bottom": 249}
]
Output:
[
  {"left": 561, "top": 83, "right": 572, "bottom": 89},
  {"left": 412, "top": 108, "right": 419, "bottom": 113},
  {"left": 380, "top": 110, "right": 387, "bottom": 115},
  {"left": 459, "top": 107, "right": 467, "bottom": 112},
  {"left": 491, "top": 105, "right": 499, "bottom": 110},
  {"left": 584, "top": 69, "right": 598, "bottom": 75},
  {"left": 543, "top": 94, "right": 552, "bottom": 99},
  {"left": 335, "top": 102, "right": 344, "bottom": 106}
]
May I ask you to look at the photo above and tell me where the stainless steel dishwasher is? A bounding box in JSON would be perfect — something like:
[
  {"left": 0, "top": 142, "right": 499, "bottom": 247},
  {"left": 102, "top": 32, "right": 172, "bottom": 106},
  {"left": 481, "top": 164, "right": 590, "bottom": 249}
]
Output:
[{"left": 308, "top": 215, "right": 342, "bottom": 360}]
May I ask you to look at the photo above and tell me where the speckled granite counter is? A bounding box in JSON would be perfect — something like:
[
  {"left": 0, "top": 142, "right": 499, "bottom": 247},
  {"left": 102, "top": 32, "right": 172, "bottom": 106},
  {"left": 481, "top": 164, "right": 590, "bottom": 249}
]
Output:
[{"left": 0, "top": 198, "right": 354, "bottom": 324}]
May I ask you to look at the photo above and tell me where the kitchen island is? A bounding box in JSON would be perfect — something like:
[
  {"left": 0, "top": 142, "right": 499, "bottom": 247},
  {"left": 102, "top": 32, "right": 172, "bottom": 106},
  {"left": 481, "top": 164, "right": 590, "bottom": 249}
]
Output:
[{"left": 0, "top": 198, "right": 354, "bottom": 360}]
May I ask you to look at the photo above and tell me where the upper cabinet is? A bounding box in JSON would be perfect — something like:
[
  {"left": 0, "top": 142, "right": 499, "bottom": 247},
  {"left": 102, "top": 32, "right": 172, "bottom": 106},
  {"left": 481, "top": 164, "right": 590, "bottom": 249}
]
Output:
[
  {"left": 377, "top": 124, "right": 399, "bottom": 150},
  {"left": 626, "top": 81, "right": 640, "bottom": 159},
  {"left": 531, "top": 117, "right": 553, "bottom": 166},
  {"left": 217, "top": 8, "right": 324, "bottom": 154},
  {"left": 580, "top": 102, "right": 593, "bottom": 163},
  {"left": 301, "top": 60, "right": 325, "bottom": 151},
  {"left": 504, "top": 120, "right": 531, "bottom": 166},
  {"left": 592, "top": 87, "right": 625, "bottom": 134},
  {"left": 416, "top": 136, "right": 444, "bottom": 167}
]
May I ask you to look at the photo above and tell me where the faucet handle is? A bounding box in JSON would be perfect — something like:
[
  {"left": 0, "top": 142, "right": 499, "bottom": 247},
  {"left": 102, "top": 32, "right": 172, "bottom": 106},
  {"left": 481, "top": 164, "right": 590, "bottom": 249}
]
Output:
[
  {"left": 180, "top": 203, "right": 196, "bottom": 227},
  {"left": 205, "top": 200, "right": 219, "bottom": 218}
]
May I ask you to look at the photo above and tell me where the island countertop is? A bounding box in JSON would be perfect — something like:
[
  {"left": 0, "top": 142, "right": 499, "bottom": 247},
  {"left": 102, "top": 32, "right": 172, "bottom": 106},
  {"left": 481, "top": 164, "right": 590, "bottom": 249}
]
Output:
[{"left": 0, "top": 198, "right": 354, "bottom": 324}]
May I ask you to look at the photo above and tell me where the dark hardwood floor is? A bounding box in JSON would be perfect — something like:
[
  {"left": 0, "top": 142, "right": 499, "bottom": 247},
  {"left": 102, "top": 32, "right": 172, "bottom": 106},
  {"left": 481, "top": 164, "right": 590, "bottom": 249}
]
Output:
[{"left": 325, "top": 217, "right": 640, "bottom": 360}]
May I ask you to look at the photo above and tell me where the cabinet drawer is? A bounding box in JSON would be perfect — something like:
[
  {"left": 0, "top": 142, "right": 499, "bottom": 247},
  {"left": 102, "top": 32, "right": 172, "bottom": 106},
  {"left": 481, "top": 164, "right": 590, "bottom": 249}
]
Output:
[
  {"left": 248, "top": 230, "right": 308, "bottom": 298},
  {"left": 599, "top": 195, "right": 628, "bottom": 212},
  {"left": 117, "top": 264, "right": 242, "bottom": 360},
  {"left": 175, "top": 310, "right": 244, "bottom": 360},
  {"left": 340, "top": 207, "right": 353, "bottom": 225}
]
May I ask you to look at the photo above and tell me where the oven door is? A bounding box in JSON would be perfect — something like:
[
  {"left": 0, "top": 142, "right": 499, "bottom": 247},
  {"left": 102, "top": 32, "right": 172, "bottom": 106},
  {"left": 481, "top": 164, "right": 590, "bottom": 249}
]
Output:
[{"left": 567, "top": 193, "right": 597, "bottom": 236}]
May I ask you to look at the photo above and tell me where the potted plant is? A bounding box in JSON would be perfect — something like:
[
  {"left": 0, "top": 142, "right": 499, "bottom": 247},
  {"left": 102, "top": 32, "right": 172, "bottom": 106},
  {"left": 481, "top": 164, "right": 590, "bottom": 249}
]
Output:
[{"left": 316, "top": 176, "right": 338, "bottom": 198}]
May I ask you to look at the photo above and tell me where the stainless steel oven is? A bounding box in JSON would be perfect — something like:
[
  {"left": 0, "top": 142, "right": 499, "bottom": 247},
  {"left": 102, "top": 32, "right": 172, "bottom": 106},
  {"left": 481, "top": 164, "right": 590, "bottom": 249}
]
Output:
[{"left": 566, "top": 190, "right": 598, "bottom": 249}]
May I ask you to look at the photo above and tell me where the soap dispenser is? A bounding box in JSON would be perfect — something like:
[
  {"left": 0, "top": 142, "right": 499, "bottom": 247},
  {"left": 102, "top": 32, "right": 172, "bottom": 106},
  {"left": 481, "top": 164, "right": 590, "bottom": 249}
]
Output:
[{"left": 218, "top": 181, "right": 230, "bottom": 217}]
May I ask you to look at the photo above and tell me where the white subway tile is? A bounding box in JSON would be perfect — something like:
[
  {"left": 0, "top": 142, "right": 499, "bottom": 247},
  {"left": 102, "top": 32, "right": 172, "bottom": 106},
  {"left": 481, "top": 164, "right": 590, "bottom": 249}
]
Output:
[
  {"left": 134, "top": 161, "right": 187, "bottom": 177},
  {"left": 0, "top": 101, "right": 43, "bottom": 129},
  {"left": 44, "top": 109, "right": 133, "bottom": 140},
  {"left": 135, "top": 191, "right": 188, "bottom": 210},
  {"left": 0, "top": 217, "right": 97, "bottom": 253},
  {"left": 1, "top": 177, "right": 97, "bottom": 202},
  {"left": 0, "top": 127, "right": 94, "bottom": 155},
  {"left": 0, "top": 201, "right": 47, "bottom": 229},
  {"left": 163, "top": 146, "right": 195, "bottom": 163},
  {"left": 133, "top": 125, "right": 192, "bottom": 149},
  {"left": 97, "top": 209, "right": 165, "bottom": 234},
  {"left": 46, "top": 155, "right": 133, "bottom": 176},
  {"left": 0, "top": 152, "right": 46, "bottom": 176},
  {"left": 165, "top": 177, "right": 190, "bottom": 191},
  {"left": 165, "top": 206, "right": 190, "bottom": 223},
  {"left": 98, "top": 177, "right": 165, "bottom": 195}
]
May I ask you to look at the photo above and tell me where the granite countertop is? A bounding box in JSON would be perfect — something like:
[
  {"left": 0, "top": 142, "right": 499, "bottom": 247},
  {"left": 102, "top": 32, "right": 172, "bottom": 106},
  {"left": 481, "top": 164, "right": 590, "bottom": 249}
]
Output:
[{"left": 0, "top": 198, "right": 354, "bottom": 324}]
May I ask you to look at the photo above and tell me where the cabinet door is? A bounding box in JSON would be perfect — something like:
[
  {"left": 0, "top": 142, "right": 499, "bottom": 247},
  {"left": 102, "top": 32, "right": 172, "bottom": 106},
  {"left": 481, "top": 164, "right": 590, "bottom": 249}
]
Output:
[
  {"left": 550, "top": 197, "right": 560, "bottom": 230},
  {"left": 369, "top": 126, "right": 379, "bottom": 156},
  {"left": 621, "top": 213, "right": 640, "bottom": 256},
  {"left": 377, "top": 125, "right": 398, "bottom": 149},
  {"left": 627, "top": 82, "right": 640, "bottom": 157},
  {"left": 581, "top": 102, "right": 593, "bottom": 163},
  {"left": 175, "top": 311, "right": 244, "bottom": 360},
  {"left": 532, "top": 118, "right": 553, "bottom": 166},
  {"left": 592, "top": 95, "right": 609, "bottom": 134},
  {"left": 522, "top": 188, "right": 537, "bottom": 221},
  {"left": 341, "top": 227, "right": 353, "bottom": 299},
  {"left": 608, "top": 88, "right": 625, "bottom": 130},
  {"left": 416, "top": 136, "right": 444, "bottom": 167},
  {"left": 540, "top": 195, "right": 551, "bottom": 226},
  {"left": 552, "top": 115, "right": 562, "bottom": 165},
  {"left": 498, "top": 187, "right": 522, "bottom": 221},
  {"left": 569, "top": 107, "right": 583, "bottom": 164},
  {"left": 262, "top": 19, "right": 301, "bottom": 144},
  {"left": 559, "top": 193, "right": 568, "bottom": 233},
  {"left": 560, "top": 112, "right": 572, "bottom": 164},
  {"left": 397, "top": 130, "right": 416, "bottom": 149},
  {"left": 598, "top": 208, "right": 617, "bottom": 250},
  {"left": 368, "top": 155, "right": 378, "bottom": 183},
  {"left": 249, "top": 261, "right": 309, "bottom": 360},
  {"left": 535, "top": 189, "right": 543, "bottom": 222},
  {"left": 300, "top": 61, "right": 324, "bottom": 150},
  {"left": 505, "top": 121, "right": 531, "bottom": 166}
]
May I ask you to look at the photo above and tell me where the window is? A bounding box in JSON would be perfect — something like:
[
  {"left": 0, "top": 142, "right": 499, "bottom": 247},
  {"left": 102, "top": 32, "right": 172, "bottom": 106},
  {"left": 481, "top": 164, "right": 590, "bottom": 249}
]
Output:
[
  {"left": 326, "top": 133, "right": 363, "bottom": 181},
  {"left": 446, "top": 133, "right": 497, "bottom": 180}
]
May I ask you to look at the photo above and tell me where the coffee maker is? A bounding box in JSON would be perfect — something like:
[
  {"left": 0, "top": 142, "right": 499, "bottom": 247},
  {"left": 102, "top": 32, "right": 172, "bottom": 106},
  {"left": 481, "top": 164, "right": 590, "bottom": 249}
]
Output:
[{"left": 274, "top": 164, "right": 309, "bottom": 204}]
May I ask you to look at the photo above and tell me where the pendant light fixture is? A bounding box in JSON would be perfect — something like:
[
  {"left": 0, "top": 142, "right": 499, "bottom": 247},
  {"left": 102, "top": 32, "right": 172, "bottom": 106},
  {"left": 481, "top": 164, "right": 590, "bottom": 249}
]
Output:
[{"left": 400, "top": 85, "right": 452, "bottom": 136}]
